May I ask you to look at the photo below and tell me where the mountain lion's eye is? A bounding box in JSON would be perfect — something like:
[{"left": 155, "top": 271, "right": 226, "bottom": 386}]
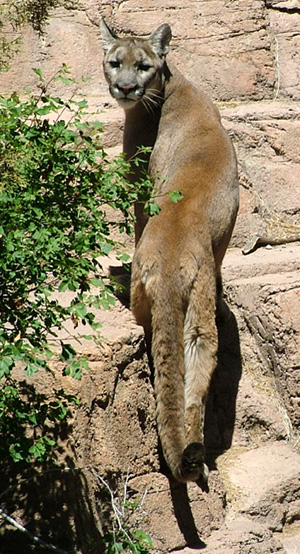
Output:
[
  {"left": 138, "top": 63, "right": 152, "bottom": 72},
  {"left": 109, "top": 60, "right": 120, "bottom": 69}
]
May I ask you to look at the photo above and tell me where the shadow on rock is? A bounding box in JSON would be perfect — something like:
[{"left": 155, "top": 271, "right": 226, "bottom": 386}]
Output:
[
  {"left": 0, "top": 461, "right": 104, "bottom": 554},
  {"left": 109, "top": 263, "right": 131, "bottom": 307},
  {"left": 205, "top": 304, "right": 242, "bottom": 463},
  {"left": 0, "top": 381, "right": 104, "bottom": 554},
  {"left": 169, "top": 479, "right": 206, "bottom": 550}
]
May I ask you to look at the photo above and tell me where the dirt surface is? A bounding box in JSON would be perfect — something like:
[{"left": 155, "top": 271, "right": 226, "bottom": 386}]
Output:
[{"left": 0, "top": 1, "right": 300, "bottom": 553}]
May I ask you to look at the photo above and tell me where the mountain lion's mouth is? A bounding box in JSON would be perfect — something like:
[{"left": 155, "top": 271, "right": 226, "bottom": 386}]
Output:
[{"left": 117, "top": 96, "right": 140, "bottom": 107}]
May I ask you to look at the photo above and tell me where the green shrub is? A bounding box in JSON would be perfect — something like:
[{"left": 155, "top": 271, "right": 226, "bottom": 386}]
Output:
[{"left": 0, "top": 67, "right": 146, "bottom": 463}]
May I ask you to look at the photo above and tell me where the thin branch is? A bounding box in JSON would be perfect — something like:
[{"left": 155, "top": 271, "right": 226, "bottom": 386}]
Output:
[
  {"left": 86, "top": 468, "right": 136, "bottom": 549},
  {"left": 122, "top": 471, "right": 131, "bottom": 519},
  {"left": 0, "top": 466, "right": 149, "bottom": 553},
  {"left": 0, "top": 507, "right": 69, "bottom": 554},
  {"left": 139, "top": 487, "right": 148, "bottom": 511}
]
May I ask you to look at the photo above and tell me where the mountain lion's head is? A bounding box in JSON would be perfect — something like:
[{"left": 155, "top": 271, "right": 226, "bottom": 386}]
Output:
[{"left": 100, "top": 20, "right": 172, "bottom": 111}]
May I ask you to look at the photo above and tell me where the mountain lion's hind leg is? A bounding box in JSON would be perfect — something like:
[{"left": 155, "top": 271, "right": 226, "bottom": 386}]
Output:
[
  {"left": 183, "top": 263, "right": 218, "bottom": 482},
  {"left": 130, "top": 277, "right": 153, "bottom": 372}
]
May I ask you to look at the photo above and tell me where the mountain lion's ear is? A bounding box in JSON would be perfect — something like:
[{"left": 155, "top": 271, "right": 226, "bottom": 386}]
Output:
[
  {"left": 148, "top": 24, "right": 172, "bottom": 57},
  {"left": 100, "top": 19, "right": 119, "bottom": 53}
]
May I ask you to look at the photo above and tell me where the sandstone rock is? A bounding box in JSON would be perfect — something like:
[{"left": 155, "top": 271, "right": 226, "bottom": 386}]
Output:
[
  {"left": 127, "top": 471, "right": 225, "bottom": 552},
  {"left": 221, "top": 101, "right": 300, "bottom": 249},
  {"left": 282, "top": 532, "right": 300, "bottom": 554},
  {"left": 268, "top": 8, "right": 300, "bottom": 100},
  {"left": 223, "top": 245, "right": 300, "bottom": 436},
  {"left": 220, "top": 443, "right": 300, "bottom": 528}
]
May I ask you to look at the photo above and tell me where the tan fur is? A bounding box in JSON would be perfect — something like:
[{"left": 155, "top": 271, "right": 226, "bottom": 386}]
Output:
[{"left": 101, "top": 20, "right": 239, "bottom": 482}]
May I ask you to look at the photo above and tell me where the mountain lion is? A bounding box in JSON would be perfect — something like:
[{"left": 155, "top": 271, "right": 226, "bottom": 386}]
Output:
[{"left": 101, "top": 20, "right": 239, "bottom": 483}]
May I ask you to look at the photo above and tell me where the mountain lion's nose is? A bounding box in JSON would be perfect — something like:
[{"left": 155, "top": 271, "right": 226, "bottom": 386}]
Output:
[{"left": 116, "top": 84, "right": 137, "bottom": 95}]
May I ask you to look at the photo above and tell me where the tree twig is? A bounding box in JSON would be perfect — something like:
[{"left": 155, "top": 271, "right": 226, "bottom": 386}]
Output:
[
  {"left": 0, "top": 507, "right": 69, "bottom": 554},
  {"left": 87, "top": 467, "right": 136, "bottom": 549}
]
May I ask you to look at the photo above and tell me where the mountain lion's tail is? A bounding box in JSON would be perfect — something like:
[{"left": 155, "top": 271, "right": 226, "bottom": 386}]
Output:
[{"left": 149, "top": 264, "right": 217, "bottom": 483}]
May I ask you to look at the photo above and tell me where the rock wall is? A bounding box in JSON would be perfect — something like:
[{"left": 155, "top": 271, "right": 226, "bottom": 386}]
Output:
[{"left": 0, "top": 1, "right": 300, "bottom": 553}]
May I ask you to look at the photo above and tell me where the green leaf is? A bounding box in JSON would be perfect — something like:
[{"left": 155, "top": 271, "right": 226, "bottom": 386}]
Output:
[
  {"left": 90, "top": 120, "right": 103, "bottom": 130},
  {"left": 35, "top": 105, "right": 52, "bottom": 116},
  {"left": 74, "top": 99, "right": 88, "bottom": 109},
  {"left": 59, "top": 281, "right": 69, "bottom": 292},
  {"left": 70, "top": 361, "right": 83, "bottom": 380},
  {"left": 168, "top": 189, "right": 183, "bottom": 203},
  {"left": 54, "top": 75, "right": 73, "bottom": 86},
  {"left": 32, "top": 67, "right": 45, "bottom": 81},
  {"left": 100, "top": 242, "right": 114, "bottom": 256},
  {"left": 24, "top": 363, "right": 40, "bottom": 378},
  {"left": 74, "top": 303, "right": 87, "bottom": 319},
  {"left": 90, "top": 278, "right": 104, "bottom": 287},
  {"left": 133, "top": 530, "right": 153, "bottom": 548},
  {"left": 90, "top": 321, "right": 102, "bottom": 331},
  {"left": 0, "top": 357, "right": 13, "bottom": 377},
  {"left": 116, "top": 252, "right": 131, "bottom": 263},
  {"left": 148, "top": 202, "right": 160, "bottom": 216},
  {"left": 60, "top": 343, "right": 77, "bottom": 361},
  {"left": 9, "top": 446, "right": 24, "bottom": 463}
]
